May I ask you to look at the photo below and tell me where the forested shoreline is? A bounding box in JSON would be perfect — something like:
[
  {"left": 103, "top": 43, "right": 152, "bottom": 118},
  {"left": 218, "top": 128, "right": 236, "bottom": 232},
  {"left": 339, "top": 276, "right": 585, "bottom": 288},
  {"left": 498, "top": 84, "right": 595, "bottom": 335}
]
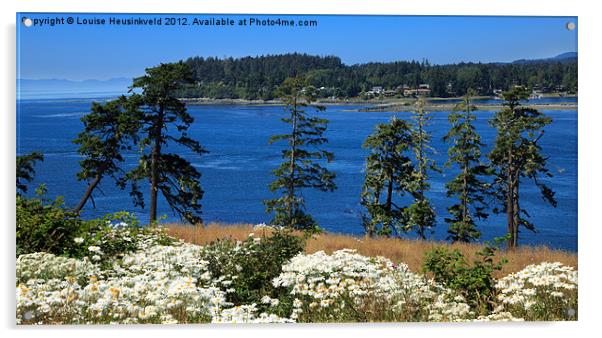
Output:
[{"left": 178, "top": 53, "right": 577, "bottom": 100}]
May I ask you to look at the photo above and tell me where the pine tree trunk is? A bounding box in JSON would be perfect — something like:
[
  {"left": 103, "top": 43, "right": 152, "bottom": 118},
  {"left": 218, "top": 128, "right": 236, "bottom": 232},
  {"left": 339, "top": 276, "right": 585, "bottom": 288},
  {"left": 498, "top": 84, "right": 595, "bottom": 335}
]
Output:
[
  {"left": 74, "top": 174, "right": 102, "bottom": 213},
  {"left": 384, "top": 174, "right": 393, "bottom": 236},
  {"left": 462, "top": 158, "right": 468, "bottom": 223},
  {"left": 506, "top": 151, "right": 515, "bottom": 249},
  {"left": 150, "top": 107, "right": 164, "bottom": 224},
  {"left": 512, "top": 178, "right": 520, "bottom": 248},
  {"left": 288, "top": 97, "right": 297, "bottom": 227},
  {"left": 418, "top": 121, "right": 425, "bottom": 201},
  {"left": 417, "top": 117, "right": 426, "bottom": 239},
  {"left": 385, "top": 176, "right": 393, "bottom": 211},
  {"left": 461, "top": 106, "right": 469, "bottom": 223},
  {"left": 370, "top": 190, "right": 380, "bottom": 237}
]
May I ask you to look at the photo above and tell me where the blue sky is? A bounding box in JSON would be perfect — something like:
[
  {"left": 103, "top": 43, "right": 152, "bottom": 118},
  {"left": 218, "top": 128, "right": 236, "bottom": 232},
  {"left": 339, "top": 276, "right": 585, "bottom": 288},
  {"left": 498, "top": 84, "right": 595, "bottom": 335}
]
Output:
[{"left": 17, "top": 13, "right": 577, "bottom": 81}]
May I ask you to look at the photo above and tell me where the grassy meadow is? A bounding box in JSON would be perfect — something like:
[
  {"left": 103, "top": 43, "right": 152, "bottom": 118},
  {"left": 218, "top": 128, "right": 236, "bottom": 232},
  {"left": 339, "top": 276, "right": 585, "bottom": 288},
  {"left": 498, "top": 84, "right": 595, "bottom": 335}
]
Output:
[{"left": 166, "top": 223, "right": 577, "bottom": 278}]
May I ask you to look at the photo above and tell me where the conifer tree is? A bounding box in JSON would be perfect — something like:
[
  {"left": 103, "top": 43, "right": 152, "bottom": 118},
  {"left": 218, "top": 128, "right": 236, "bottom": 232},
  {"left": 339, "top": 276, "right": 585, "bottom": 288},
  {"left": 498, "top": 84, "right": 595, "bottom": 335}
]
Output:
[
  {"left": 489, "top": 87, "right": 557, "bottom": 248},
  {"left": 16, "top": 152, "right": 44, "bottom": 195},
  {"left": 121, "top": 62, "right": 208, "bottom": 224},
  {"left": 404, "top": 98, "right": 439, "bottom": 239},
  {"left": 73, "top": 95, "right": 142, "bottom": 213},
  {"left": 360, "top": 117, "right": 414, "bottom": 237},
  {"left": 443, "top": 89, "right": 491, "bottom": 242},
  {"left": 264, "top": 76, "right": 336, "bottom": 231}
]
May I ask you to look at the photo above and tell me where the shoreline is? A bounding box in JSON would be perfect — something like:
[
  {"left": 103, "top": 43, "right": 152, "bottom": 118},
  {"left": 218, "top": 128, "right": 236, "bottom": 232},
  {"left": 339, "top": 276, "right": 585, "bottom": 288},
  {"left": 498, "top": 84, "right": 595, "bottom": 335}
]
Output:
[
  {"left": 180, "top": 96, "right": 578, "bottom": 112},
  {"left": 353, "top": 103, "right": 578, "bottom": 112}
]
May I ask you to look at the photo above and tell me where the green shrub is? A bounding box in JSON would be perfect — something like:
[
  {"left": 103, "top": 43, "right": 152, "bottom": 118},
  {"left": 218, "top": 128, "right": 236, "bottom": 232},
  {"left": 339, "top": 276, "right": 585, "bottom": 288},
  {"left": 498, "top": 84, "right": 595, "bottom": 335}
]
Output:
[
  {"left": 16, "top": 192, "right": 91, "bottom": 257},
  {"left": 17, "top": 193, "right": 173, "bottom": 264},
  {"left": 423, "top": 245, "right": 505, "bottom": 314},
  {"left": 200, "top": 230, "right": 304, "bottom": 307}
]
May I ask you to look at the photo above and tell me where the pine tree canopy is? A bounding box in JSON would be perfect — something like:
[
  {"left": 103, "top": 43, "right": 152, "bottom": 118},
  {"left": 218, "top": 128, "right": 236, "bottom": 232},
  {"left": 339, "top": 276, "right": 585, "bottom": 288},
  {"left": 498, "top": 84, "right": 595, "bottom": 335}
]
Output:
[{"left": 264, "top": 76, "right": 336, "bottom": 231}]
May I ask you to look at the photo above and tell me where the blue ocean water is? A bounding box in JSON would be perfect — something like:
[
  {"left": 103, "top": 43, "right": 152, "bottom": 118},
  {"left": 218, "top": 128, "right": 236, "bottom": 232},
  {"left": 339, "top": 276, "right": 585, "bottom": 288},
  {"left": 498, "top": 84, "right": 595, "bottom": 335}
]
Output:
[
  {"left": 16, "top": 98, "right": 578, "bottom": 251},
  {"left": 429, "top": 97, "right": 578, "bottom": 105}
]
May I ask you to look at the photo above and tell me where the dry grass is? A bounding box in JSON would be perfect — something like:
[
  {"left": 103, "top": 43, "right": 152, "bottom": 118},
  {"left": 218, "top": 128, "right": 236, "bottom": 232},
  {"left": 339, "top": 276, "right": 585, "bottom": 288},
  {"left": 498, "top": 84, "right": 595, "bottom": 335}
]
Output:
[{"left": 166, "top": 223, "right": 577, "bottom": 277}]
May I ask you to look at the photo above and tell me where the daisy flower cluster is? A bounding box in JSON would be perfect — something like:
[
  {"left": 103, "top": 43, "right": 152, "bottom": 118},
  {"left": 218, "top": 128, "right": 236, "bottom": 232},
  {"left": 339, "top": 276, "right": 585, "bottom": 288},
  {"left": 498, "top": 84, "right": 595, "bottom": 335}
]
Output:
[
  {"left": 17, "top": 252, "right": 99, "bottom": 285},
  {"left": 253, "top": 222, "right": 284, "bottom": 231},
  {"left": 212, "top": 304, "right": 293, "bottom": 323},
  {"left": 16, "top": 242, "right": 228, "bottom": 325},
  {"left": 494, "top": 262, "right": 578, "bottom": 320},
  {"left": 272, "top": 249, "right": 473, "bottom": 322}
]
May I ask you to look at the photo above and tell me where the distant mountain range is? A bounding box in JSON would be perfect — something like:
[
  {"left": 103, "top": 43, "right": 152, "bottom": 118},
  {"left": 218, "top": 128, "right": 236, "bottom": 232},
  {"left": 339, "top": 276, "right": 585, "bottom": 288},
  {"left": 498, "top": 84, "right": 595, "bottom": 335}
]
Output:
[
  {"left": 511, "top": 52, "right": 577, "bottom": 64},
  {"left": 17, "top": 77, "right": 133, "bottom": 99}
]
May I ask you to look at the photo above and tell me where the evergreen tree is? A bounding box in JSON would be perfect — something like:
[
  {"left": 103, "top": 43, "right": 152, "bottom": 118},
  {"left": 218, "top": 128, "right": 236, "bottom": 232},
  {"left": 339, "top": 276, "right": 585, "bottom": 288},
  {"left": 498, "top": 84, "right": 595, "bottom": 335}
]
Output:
[
  {"left": 443, "top": 89, "right": 491, "bottom": 242},
  {"left": 73, "top": 95, "right": 142, "bottom": 213},
  {"left": 264, "top": 76, "right": 336, "bottom": 231},
  {"left": 404, "top": 98, "right": 439, "bottom": 239},
  {"left": 489, "top": 87, "right": 557, "bottom": 248},
  {"left": 16, "top": 152, "right": 44, "bottom": 195},
  {"left": 121, "top": 62, "right": 208, "bottom": 224},
  {"left": 360, "top": 117, "right": 414, "bottom": 237}
]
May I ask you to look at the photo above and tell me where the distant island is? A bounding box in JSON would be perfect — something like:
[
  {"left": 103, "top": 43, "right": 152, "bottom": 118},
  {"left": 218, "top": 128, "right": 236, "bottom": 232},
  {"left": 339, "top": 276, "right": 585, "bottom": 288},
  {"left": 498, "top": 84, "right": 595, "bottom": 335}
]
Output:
[{"left": 178, "top": 52, "right": 577, "bottom": 100}]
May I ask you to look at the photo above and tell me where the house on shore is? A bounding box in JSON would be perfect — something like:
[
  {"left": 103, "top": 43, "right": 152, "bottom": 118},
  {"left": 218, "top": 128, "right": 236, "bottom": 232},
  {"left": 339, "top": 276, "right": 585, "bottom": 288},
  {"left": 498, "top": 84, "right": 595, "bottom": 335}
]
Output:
[{"left": 403, "top": 84, "right": 431, "bottom": 97}]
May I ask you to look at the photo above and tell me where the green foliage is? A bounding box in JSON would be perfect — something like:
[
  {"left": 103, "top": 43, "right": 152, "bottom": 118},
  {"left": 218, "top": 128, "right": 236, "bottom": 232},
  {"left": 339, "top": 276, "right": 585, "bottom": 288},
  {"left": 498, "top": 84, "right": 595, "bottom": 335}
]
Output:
[
  {"left": 404, "top": 99, "right": 439, "bottom": 238},
  {"left": 119, "top": 62, "right": 208, "bottom": 224},
  {"left": 17, "top": 191, "right": 172, "bottom": 263},
  {"left": 264, "top": 76, "right": 336, "bottom": 231},
  {"left": 180, "top": 53, "right": 577, "bottom": 99},
  {"left": 402, "top": 199, "right": 436, "bottom": 237},
  {"left": 443, "top": 89, "right": 492, "bottom": 242},
  {"left": 360, "top": 117, "right": 414, "bottom": 237},
  {"left": 200, "top": 230, "right": 304, "bottom": 307},
  {"left": 16, "top": 152, "right": 44, "bottom": 194},
  {"left": 488, "top": 86, "right": 557, "bottom": 247},
  {"left": 16, "top": 193, "right": 86, "bottom": 257},
  {"left": 360, "top": 100, "right": 439, "bottom": 239},
  {"left": 68, "top": 212, "right": 174, "bottom": 263},
  {"left": 73, "top": 95, "right": 142, "bottom": 212},
  {"left": 423, "top": 245, "right": 506, "bottom": 314}
]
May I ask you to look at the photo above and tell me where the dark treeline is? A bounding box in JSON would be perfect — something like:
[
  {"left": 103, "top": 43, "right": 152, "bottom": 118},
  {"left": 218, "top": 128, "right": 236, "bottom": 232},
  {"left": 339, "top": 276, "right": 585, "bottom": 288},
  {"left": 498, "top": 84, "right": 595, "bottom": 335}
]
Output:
[{"left": 179, "top": 53, "right": 577, "bottom": 100}]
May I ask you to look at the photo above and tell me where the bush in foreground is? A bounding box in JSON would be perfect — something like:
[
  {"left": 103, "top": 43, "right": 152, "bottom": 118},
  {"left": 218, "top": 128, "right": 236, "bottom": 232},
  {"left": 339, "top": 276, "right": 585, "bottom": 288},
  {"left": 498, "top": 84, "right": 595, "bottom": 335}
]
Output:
[
  {"left": 423, "top": 246, "right": 505, "bottom": 314},
  {"left": 17, "top": 193, "right": 174, "bottom": 267},
  {"left": 16, "top": 194, "right": 86, "bottom": 257},
  {"left": 199, "top": 230, "right": 304, "bottom": 307}
]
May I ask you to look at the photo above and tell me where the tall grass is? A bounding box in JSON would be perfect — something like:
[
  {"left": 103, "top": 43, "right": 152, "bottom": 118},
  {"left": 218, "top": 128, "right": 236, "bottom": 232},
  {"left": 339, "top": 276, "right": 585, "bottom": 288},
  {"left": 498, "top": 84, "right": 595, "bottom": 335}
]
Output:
[{"left": 166, "top": 223, "right": 577, "bottom": 277}]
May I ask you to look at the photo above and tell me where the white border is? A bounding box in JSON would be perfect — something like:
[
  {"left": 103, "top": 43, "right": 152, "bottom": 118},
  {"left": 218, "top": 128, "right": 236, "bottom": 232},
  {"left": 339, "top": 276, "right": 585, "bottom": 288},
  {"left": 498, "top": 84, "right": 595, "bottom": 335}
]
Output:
[{"left": 2, "top": 1, "right": 600, "bottom": 338}]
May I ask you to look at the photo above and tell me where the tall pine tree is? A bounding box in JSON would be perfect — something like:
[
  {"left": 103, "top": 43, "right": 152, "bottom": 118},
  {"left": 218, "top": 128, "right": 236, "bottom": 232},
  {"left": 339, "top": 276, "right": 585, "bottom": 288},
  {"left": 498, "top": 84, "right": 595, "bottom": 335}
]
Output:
[
  {"left": 404, "top": 98, "right": 438, "bottom": 239},
  {"left": 489, "top": 86, "right": 557, "bottom": 248},
  {"left": 360, "top": 117, "right": 414, "bottom": 237},
  {"left": 264, "top": 76, "right": 336, "bottom": 231},
  {"left": 443, "top": 89, "right": 491, "bottom": 242},
  {"left": 121, "top": 62, "right": 208, "bottom": 224},
  {"left": 73, "top": 95, "right": 142, "bottom": 213}
]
